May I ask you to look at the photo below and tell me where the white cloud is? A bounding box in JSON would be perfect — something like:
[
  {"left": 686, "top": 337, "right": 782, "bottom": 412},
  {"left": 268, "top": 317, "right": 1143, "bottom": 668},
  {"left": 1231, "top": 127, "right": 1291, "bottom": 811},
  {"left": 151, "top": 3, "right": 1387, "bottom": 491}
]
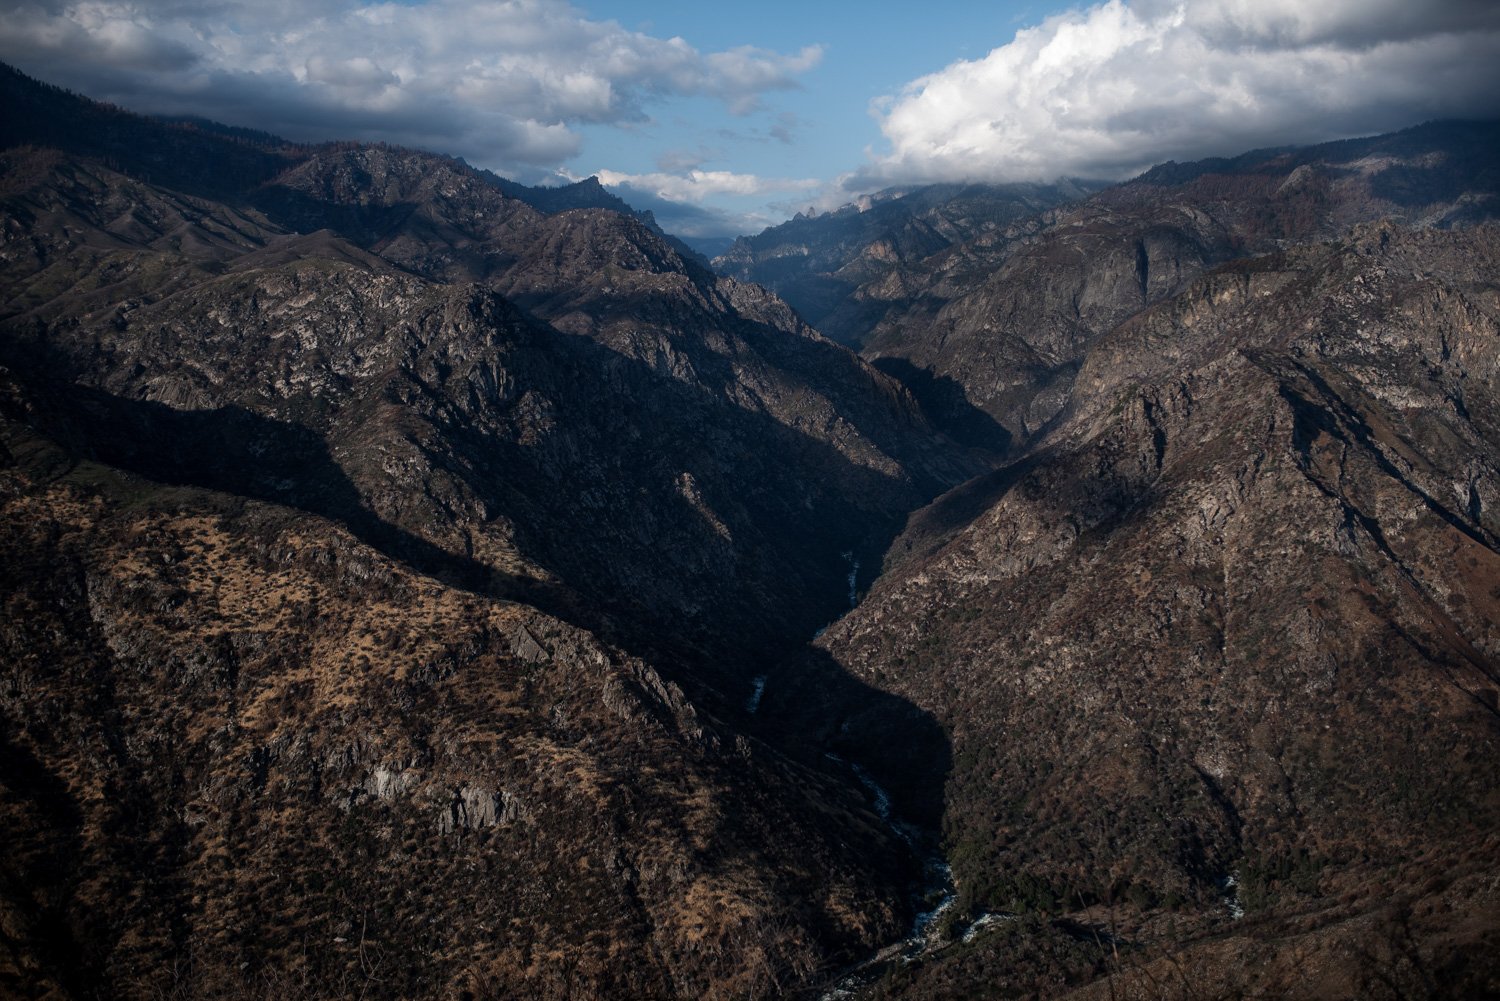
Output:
[
  {"left": 870, "top": 0, "right": 1500, "bottom": 183},
  {"left": 0, "top": 0, "right": 821, "bottom": 171},
  {"left": 580, "top": 168, "right": 823, "bottom": 237},
  {"left": 593, "top": 168, "right": 819, "bottom": 204}
]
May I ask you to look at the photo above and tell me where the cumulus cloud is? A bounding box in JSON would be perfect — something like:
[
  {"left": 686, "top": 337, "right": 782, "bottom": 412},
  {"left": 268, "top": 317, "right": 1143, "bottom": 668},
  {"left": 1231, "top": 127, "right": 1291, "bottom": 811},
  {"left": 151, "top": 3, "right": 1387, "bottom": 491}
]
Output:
[
  {"left": 870, "top": 0, "right": 1500, "bottom": 184},
  {"left": 0, "top": 0, "right": 821, "bottom": 171}
]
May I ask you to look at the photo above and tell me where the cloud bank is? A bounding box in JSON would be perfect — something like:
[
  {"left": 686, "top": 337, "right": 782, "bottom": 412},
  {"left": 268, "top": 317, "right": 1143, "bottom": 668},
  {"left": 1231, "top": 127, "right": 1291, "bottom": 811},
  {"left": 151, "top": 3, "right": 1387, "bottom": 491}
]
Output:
[
  {"left": 0, "top": 0, "right": 821, "bottom": 173},
  {"left": 870, "top": 0, "right": 1500, "bottom": 184},
  {"left": 593, "top": 168, "right": 819, "bottom": 205},
  {"left": 586, "top": 168, "right": 819, "bottom": 240}
]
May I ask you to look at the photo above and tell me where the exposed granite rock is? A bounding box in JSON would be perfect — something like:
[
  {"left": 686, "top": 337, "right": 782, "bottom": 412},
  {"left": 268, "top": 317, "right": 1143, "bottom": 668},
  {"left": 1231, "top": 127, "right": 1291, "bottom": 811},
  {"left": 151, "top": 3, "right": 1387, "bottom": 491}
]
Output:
[
  {"left": 0, "top": 141, "right": 981, "bottom": 701},
  {"left": 713, "top": 180, "right": 1097, "bottom": 348},
  {"left": 0, "top": 429, "right": 917, "bottom": 1000}
]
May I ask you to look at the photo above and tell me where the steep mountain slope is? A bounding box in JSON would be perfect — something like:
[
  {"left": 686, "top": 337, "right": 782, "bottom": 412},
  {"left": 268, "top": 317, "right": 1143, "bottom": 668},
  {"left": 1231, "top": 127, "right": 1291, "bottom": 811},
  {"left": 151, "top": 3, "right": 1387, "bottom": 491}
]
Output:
[
  {"left": 729, "top": 122, "right": 1500, "bottom": 453},
  {"left": 0, "top": 85, "right": 981, "bottom": 687},
  {"left": 0, "top": 411, "right": 922, "bottom": 1000},
  {"left": 858, "top": 122, "right": 1500, "bottom": 452},
  {"left": 0, "top": 66, "right": 971, "bottom": 1000},
  {"left": 485, "top": 172, "right": 713, "bottom": 265},
  {"left": 806, "top": 222, "right": 1500, "bottom": 998}
]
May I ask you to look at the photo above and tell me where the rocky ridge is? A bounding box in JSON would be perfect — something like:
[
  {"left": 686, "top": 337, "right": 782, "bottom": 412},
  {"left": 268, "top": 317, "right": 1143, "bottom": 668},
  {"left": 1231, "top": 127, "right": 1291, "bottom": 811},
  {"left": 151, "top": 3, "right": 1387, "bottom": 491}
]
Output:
[
  {"left": 731, "top": 121, "right": 1500, "bottom": 454},
  {"left": 713, "top": 180, "right": 1098, "bottom": 350}
]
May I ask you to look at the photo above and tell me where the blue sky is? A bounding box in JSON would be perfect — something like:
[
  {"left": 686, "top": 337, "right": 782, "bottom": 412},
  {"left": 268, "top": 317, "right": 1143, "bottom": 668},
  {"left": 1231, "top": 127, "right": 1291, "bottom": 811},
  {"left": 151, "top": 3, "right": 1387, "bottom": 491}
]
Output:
[
  {"left": 2, "top": 0, "right": 1498, "bottom": 243},
  {"left": 572, "top": 1, "right": 1060, "bottom": 232}
]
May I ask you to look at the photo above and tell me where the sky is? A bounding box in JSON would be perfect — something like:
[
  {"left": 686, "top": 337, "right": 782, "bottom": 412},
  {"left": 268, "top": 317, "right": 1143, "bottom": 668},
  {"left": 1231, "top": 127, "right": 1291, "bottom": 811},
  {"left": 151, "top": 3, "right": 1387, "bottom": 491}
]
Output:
[{"left": 2, "top": 0, "right": 1499, "bottom": 243}]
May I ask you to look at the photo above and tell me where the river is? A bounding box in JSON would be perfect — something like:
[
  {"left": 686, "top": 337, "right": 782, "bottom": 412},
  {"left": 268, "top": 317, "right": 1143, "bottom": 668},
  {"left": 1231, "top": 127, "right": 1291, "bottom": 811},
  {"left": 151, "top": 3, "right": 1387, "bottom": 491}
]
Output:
[{"left": 816, "top": 756, "right": 1016, "bottom": 999}]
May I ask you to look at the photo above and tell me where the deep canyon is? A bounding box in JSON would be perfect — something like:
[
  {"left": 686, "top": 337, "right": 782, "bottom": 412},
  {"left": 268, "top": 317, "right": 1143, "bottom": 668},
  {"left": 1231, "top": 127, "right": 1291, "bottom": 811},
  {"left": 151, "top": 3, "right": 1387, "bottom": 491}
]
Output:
[{"left": 2, "top": 63, "right": 1499, "bottom": 1000}]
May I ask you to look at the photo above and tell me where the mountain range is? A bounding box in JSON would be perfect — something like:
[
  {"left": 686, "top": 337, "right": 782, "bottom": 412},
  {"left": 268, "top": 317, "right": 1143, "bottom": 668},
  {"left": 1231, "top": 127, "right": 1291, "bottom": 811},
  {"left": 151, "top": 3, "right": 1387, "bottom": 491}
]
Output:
[{"left": 1, "top": 62, "right": 1497, "bottom": 1000}]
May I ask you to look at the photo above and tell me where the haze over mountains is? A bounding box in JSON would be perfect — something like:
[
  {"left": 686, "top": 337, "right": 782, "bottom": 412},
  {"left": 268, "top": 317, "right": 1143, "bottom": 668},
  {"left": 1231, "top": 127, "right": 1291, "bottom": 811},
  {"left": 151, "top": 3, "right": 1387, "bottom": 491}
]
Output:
[{"left": 1, "top": 60, "right": 1498, "bottom": 1001}]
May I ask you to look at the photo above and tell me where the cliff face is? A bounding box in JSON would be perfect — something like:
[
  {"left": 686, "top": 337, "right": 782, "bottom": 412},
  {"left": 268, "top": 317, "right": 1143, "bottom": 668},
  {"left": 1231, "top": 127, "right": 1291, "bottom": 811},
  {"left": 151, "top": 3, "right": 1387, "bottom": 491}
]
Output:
[{"left": 813, "top": 223, "right": 1500, "bottom": 998}]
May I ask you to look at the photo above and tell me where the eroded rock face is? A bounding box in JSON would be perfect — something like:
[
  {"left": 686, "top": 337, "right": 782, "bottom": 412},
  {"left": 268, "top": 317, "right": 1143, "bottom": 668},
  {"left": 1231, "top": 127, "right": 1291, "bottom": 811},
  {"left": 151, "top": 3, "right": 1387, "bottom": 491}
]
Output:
[
  {"left": 713, "top": 180, "right": 1097, "bottom": 348},
  {"left": 0, "top": 136, "right": 980, "bottom": 698}
]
